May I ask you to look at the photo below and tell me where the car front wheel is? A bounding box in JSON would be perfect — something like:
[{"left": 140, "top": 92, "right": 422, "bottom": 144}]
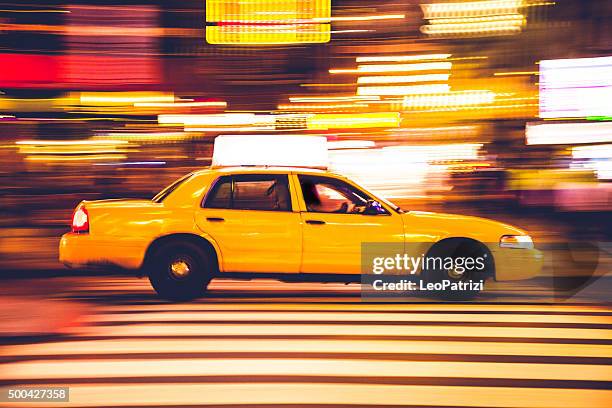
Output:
[
  {"left": 147, "top": 241, "right": 212, "bottom": 301},
  {"left": 422, "top": 239, "right": 492, "bottom": 301}
]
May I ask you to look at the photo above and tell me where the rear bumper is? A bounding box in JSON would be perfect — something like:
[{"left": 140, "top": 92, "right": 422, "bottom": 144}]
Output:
[
  {"left": 491, "top": 247, "right": 544, "bottom": 281},
  {"left": 59, "top": 233, "right": 144, "bottom": 271}
]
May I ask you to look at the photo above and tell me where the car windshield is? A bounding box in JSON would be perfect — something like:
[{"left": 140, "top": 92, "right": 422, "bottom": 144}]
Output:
[
  {"left": 152, "top": 173, "right": 194, "bottom": 203},
  {"left": 378, "top": 196, "right": 404, "bottom": 214}
]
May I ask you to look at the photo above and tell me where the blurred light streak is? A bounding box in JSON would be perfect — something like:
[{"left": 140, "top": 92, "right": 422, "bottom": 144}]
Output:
[
  {"left": 403, "top": 90, "right": 496, "bottom": 108},
  {"left": 357, "top": 74, "right": 450, "bottom": 85},
  {"left": 65, "top": 26, "right": 165, "bottom": 37},
  {"left": 16, "top": 140, "right": 128, "bottom": 146},
  {"left": 206, "top": 25, "right": 332, "bottom": 45},
  {"left": 526, "top": 122, "right": 612, "bottom": 145},
  {"left": 93, "top": 162, "right": 166, "bottom": 166},
  {"left": 494, "top": 71, "right": 539, "bottom": 76},
  {"left": 327, "top": 141, "right": 376, "bottom": 150},
  {"left": 0, "top": 23, "right": 199, "bottom": 37},
  {"left": 358, "top": 84, "right": 450, "bottom": 96},
  {"left": 289, "top": 96, "right": 379, "bottom": 103},
  {"left": 79, "top": 92, "right": 174, "bottom": 106},
  {"left": 390, "top": 144, "right": 484, "bottom": 162},
  {"left": 421, "top": 15, "right": 526, "bottom": 36},
  {"left": 24, "top": 154, "right": 127, "bottom": 162},
  {"left": 539, "top": 56, "right": 612, "bottom": 119},
  {"left": 277, "top": 104, "right": 364, "bottom": 111},
  {"left": 93, "top": 132, "right": 200, "bottom": 143},
  {"left": 386, "top": 125, "right": 481, "bottom": 138},
  {"left": 356, "top": 54, "right": 451, "bottom": 63},
  {"left": 592, "top": 162, "right": 612, "bottom": 180},
  {"left": 16, "top": 140, "right": 130, "bottom": 156},
  {"left": 587, "top": 116, "right": 612, "bottom": 122},
  {"left": 329, "top": 69, "right": 360, "bottom": 74},
  {"left": 300, "top": 83, "right": 356, "bottom": 88},
  {"left": 421, "top": 0, "right": 524, "bottom": 19},
  {"left": 185, "top": 127, "right": 275, "bottom": 132},
  {"left": 331, "top": 30, "right": 374, "bottom": 34},
  {"left": 571, "top": 145, "right": 612, "bottom": 181},
  {"left": 314, "top": 14, "right": 405, "bottom": 22},
  {"left": 572, "top": 144, "right": 612, "bottom": 160},
  {"left": 0, "top": 9, "right": 69, "bottom": 13},
  {"left": 133, "top": 101, "right": 227, "bottom": 108},
  {"left": 329, "top": 148, "right": 431, "bottom": 199},
  {"left": 307, "top": 113, "right": 400, "bottom": 130},
  {"left": 329, "top": 144, "right": 482, "bottom": 199},
  {"left": 357, "top": 62, "right": 453, "bottom": 73},
  {"left": 158, "top": 113, "right": 273, "bottom": 127}
]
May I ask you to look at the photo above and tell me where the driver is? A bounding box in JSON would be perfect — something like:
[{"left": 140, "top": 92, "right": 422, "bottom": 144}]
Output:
[{"left": 301, "top": 180, "right": 354, "bottom": 213}]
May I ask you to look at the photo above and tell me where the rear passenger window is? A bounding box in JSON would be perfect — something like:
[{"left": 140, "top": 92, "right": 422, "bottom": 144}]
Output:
[{"left": 203, "top": 174, "right": 291, "bottom": 211}]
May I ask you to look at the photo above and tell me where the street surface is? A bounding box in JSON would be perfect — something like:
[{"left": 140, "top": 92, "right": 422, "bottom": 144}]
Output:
[{"left": 1, "top": 276, "right": 611, "bottom": 407}]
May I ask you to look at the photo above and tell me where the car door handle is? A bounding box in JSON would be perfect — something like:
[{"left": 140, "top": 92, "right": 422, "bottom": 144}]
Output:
[
  {"left": 206, "top": 217, "right": 225, "bottom": 222},
  {"left": 305, "top": 219, "right": 326, "bottom": 225}
]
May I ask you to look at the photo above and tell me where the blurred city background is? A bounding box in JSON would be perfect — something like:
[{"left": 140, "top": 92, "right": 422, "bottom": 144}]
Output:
[
  {"left": 1, "top": 3, "right": 612, "bottom": 407},
  {"left": 0, "top": 0, "right": 611, "bottom": 272}
]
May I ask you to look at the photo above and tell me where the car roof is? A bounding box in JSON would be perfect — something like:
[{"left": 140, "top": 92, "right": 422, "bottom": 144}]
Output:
[{"left": 192, "top": 166, "right": 340, "bottom": 177}]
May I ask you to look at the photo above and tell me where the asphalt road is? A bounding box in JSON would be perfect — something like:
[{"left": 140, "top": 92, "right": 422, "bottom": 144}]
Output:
[{"left": 1, "top": 276, "right": 611, "bottom": 407}]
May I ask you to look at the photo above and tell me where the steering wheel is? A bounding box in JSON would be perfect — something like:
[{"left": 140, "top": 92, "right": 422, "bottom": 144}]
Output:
[
  {"left": 333, "top": 202, "right": 349, "bottom": 213},
  {"left": 351, "top": 204, "right": 365, "bottom": 214}
]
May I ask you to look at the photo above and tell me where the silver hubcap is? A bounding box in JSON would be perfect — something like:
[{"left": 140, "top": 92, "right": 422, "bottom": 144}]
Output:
[
  {"left": 447, "top": 267, "right": 465, "bottom": 280},
  {"left": 170, "top": 259, "right": 191, "bottom": 279}
]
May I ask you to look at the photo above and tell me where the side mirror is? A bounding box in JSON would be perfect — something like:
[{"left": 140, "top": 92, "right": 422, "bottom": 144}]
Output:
[{"left": 364, "top": 200, "right": 385, "bottom": 215}]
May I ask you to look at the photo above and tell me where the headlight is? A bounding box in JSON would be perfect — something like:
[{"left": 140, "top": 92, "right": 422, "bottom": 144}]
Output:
[{"left": 500, "top": 235, "right": 534, "bottom": 249}]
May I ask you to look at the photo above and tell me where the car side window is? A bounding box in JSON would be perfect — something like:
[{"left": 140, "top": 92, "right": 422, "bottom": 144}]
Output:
[
  {"left": 203, "top": 174, "right": 291, "bottom": 212},
  {"left": 299, "top": 175, "right": 386, "bottom": 214},
  {"left": 205, "top": 176, "right": 232, "bottom": 209}
]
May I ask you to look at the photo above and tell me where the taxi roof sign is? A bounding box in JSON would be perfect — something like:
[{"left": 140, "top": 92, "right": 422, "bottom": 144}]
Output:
[{"left": 212, "top": 135, "right": 329, "bottom": 169}]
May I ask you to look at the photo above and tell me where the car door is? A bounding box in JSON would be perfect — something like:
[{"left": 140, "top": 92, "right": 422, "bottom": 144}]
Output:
[
  {"left": 195, "top": 173, "right": 302, "bottom": 273},
  {"left": 295, "top": 173, "right": 405, "bottom": 274}
]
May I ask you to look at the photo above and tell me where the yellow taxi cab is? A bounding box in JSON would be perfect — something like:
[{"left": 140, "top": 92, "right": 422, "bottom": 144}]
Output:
[{"left": 60, "top": 164, "right": 542, "bottom": 300}]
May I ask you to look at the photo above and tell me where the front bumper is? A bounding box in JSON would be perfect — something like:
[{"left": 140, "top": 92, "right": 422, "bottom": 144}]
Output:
[
  {"left": 59, "top": 233, "right": 144, "bottom": 270},
  {"left": 490, "top": 246, "right": 544, "bottom": 281}
]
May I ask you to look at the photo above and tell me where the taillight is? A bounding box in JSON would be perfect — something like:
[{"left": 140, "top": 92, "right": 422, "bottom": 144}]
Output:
[{"left": 71, "top": 206, "right": 89, "bottom": 234}]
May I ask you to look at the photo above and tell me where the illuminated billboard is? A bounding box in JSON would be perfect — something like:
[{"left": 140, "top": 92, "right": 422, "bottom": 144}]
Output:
[
  {"left": 539, "top": 56, "right": 612, "bottom": 119},
  {"left": 420, "top": 0, "right": 526, "bottom": 37},
  {"left": 206, "top": 0, "right": 331, "bottom": 45}
]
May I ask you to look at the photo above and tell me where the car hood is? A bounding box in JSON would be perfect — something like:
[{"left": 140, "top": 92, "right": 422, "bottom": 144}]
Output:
[{"left": 401, "top": 210, "right": 528, "bottom": 243}]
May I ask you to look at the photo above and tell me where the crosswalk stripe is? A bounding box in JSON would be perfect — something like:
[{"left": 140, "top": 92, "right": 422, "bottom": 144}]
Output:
[
  {"left": 71, "top": 323, "right": 612, "bottom": 340},
  {"left": 4, "top": 338, "right": 612, "bottom": 359},
  {"left": 83, "top": 311, "right": 612, "bottom": 325},
  {"left": 97, "top": 302, "right": 612, "bottom": 314},
  {"left": 3, "top": 358, "right": 612, "bottom": 382},
  {"left": 4, "top": 276, "right": 611, "bottom": 408},
  {"left": 1, "top": 383, "right": 611, "bottom": 408}
]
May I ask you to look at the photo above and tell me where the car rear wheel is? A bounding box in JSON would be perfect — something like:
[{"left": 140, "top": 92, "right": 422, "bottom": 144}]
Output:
[
  {"left": 147, "top": 241, "right": 213, "bottom": 301},
  {"left": 422, "top": 239, "right": 492, "bottom": 301}
]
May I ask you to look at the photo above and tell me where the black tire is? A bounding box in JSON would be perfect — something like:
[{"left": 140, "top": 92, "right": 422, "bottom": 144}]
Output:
[
  {"left": 422, "top": 239, "right": 491, "bottom": 301},
  {"left": 147, "top": 241, "right": 213, "bottom": 301}
]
